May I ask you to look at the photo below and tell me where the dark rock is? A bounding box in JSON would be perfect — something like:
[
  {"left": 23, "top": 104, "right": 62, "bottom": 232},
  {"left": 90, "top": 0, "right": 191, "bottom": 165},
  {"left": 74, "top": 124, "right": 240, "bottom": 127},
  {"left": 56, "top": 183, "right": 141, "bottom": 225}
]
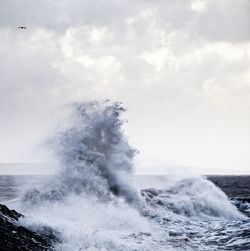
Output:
[{"left": 0, "top": 204, "right": 59, "bottom": 251}]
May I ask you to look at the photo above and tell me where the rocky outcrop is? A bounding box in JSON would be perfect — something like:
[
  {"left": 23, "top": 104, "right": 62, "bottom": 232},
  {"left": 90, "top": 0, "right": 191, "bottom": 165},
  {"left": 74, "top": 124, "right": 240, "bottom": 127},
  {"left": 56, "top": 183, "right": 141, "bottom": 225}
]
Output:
[{"left": 0, "top": 204, "right": 58, "bottom": 251}]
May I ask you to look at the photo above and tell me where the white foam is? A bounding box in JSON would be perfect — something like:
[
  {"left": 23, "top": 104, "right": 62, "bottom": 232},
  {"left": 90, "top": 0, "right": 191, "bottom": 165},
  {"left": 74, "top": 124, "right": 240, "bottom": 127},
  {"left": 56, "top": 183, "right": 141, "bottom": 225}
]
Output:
[{"left": 17, "top": 101, "right": 246, "bottom": 250}]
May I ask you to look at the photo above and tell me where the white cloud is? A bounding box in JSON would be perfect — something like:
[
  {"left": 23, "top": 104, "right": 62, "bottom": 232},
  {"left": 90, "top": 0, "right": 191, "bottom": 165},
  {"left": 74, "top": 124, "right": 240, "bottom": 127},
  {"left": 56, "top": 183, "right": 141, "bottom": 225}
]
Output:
[
  {"left": 190, "top": 0, "right": 207, "bottom": 13},
  {"left": 0, "top": 0, "right": 249, "bottom": 173}
]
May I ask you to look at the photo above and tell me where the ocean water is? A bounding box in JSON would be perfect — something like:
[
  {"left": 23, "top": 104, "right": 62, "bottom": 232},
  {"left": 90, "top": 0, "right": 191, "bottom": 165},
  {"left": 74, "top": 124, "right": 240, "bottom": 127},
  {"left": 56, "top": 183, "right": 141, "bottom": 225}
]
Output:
[
  {"left": 0, "top": 175, "right": 250, "bottom": 250},
  {"left": 0, "top": 101, "right": 249, "bottom": 250}
]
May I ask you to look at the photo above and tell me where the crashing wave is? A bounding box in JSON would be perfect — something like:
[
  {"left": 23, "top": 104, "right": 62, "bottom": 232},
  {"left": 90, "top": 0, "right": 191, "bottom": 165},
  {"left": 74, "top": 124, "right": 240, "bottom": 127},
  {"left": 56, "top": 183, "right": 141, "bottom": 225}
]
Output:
[
  {"left": 17, "top": 100, "right": 248, "bottom": 251},
  {"left": 22, "top": 100, "right": 245, "bottom": 222},
  {"left": 23, "top": 101, "right": 139, "bottom": 205},
  {"left": 141, "top": 176, "right": 245, "bottom": 220}
]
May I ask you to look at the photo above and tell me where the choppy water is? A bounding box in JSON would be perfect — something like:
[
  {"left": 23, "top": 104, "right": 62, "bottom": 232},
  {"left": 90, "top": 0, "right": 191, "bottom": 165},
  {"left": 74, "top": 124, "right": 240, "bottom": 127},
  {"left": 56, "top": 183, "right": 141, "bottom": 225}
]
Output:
[
  {"left": 0, "top": 175, "right": 250, "bottom": 250},
  {"left": 0, "top": 101, "right": 249, "bottom": 250}
]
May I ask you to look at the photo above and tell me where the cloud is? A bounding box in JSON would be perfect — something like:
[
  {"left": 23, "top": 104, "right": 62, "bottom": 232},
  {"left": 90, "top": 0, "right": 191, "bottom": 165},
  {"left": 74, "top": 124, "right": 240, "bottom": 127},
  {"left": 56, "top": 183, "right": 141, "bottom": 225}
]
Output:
[
  {"left": 192, "top": 0, "right": 250, "bottom": 42},
  {"left": 0, "top": 0, "right": 249, "bottom": 173},
  {"left": 1, "top": 0, "right": 249, "bottom": 42}
]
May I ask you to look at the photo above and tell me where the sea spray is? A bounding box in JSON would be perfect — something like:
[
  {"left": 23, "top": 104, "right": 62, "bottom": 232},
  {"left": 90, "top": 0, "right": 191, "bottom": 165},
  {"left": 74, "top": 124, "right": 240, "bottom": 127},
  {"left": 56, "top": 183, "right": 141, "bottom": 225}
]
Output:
[
  {"left": 141, "top": 176, "right": 246, "bottom": 220},
  {"left": 23, "top": 101, "right": 140, "bottom": 205},
  {"left": 22, "top": 100, "right": 243, "bottom": 220}
]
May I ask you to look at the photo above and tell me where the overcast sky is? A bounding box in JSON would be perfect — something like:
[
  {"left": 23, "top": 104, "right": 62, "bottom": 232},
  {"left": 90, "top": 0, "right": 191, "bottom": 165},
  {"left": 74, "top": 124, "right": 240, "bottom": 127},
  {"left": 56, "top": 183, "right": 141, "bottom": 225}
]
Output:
[{"left": 0, "top": 0, "right": 250, "bottom": 174}]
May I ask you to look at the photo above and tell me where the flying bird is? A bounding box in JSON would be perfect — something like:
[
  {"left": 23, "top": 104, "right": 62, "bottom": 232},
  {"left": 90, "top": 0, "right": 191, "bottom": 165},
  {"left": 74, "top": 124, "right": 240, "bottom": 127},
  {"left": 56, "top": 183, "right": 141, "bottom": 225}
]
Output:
[{"left": 18, "top": 26, "right": 27, "bottom": 29}]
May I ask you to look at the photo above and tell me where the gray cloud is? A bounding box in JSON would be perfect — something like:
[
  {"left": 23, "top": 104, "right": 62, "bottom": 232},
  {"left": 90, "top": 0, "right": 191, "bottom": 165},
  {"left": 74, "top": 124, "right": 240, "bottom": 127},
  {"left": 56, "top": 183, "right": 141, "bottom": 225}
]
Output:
[{"left": 1, "top": 0, "right": 249, "bottom": 42}]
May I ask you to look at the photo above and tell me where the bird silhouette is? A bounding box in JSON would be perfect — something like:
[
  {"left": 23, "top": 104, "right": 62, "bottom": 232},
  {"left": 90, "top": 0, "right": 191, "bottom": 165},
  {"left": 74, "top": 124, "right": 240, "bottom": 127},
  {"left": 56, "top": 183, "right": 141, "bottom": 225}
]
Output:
[{"left": 18, "top": 26, "right": 27, "bottom": 29}]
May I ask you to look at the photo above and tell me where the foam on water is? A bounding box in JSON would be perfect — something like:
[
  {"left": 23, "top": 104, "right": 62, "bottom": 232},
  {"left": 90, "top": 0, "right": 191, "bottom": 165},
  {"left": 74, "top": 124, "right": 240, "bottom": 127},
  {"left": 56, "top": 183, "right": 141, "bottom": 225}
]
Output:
[
  {"left": 14, "top": 100, "right": 248, "bottom": 250},
  {"left": 20, "top": 196, "right": 154, "bottom": 250},
  {"left": 141, "top": 176, "right": 245, "bottom": 220}
]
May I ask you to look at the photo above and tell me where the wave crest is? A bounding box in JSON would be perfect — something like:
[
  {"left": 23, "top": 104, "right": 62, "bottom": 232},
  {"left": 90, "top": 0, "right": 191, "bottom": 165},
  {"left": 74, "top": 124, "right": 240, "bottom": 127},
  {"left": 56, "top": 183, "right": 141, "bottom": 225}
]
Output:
[{"left": 23, "top": 101, "right": 139, "bottom": 204}]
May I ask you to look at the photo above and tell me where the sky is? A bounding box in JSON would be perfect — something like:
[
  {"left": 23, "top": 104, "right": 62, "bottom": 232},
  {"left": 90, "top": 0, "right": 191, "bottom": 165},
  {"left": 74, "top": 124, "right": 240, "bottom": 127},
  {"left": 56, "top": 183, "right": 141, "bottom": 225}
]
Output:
[{"left": 0, "top": 0, "right": 250, "bottom": 174}]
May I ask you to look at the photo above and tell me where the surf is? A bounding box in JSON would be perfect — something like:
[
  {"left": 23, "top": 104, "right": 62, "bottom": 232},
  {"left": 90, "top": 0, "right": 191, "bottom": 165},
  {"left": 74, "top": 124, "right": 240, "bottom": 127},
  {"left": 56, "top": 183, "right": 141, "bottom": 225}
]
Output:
[{"left": 14, "top": 100, "right": 247, "bottom": 251}]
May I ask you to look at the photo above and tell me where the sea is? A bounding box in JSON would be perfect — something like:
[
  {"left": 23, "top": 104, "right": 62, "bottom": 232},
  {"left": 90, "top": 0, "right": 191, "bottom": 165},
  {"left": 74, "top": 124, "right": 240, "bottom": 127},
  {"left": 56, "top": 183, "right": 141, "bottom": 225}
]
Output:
[
  {"left": 0, "top": 174, "right": 249, "bottom": 251},
  {"left": 0, "top": 101, "right": 250, "bottom": 250}
]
